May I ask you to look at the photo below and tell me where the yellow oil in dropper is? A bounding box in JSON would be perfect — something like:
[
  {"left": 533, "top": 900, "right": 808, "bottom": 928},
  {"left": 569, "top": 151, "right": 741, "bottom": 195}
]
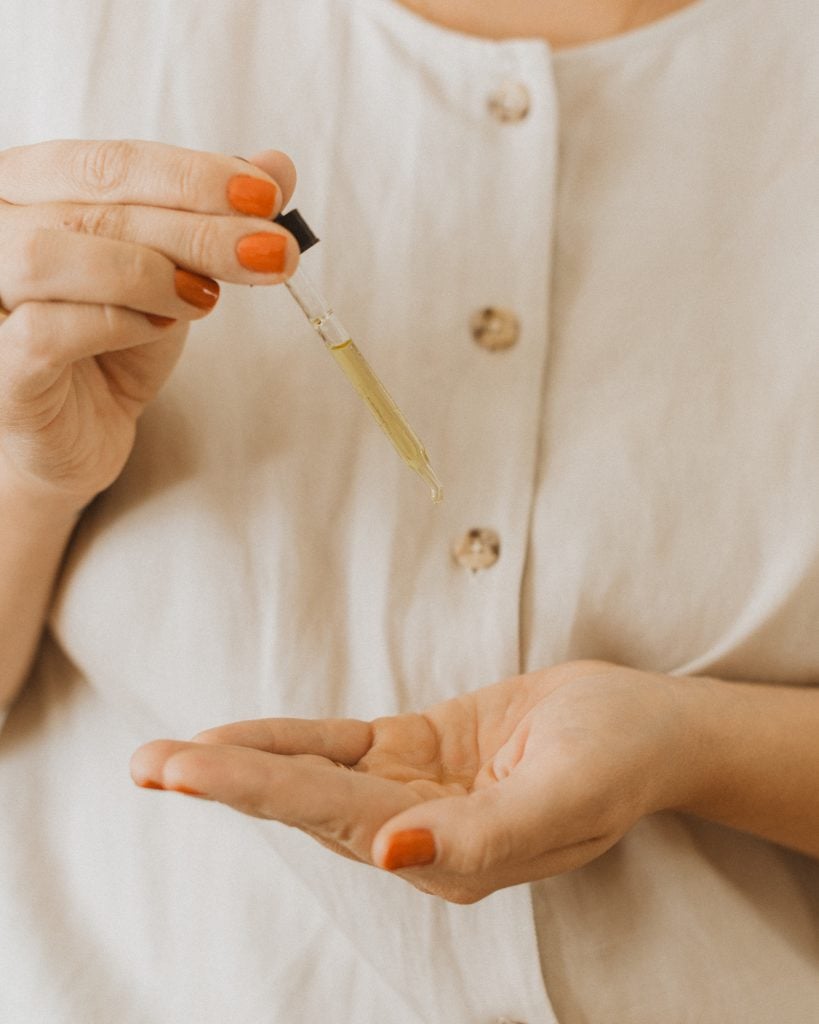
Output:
[
  {"left": 327, "top": 337, "right": 442, "bottom": 502},
  {"left": 276, "top": 210, "right": 442, "bottom": 502}
]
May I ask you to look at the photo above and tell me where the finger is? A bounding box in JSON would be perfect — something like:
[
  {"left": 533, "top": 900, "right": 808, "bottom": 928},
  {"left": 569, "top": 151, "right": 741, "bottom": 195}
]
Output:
[
  {"left": 130, "top": 740, "right": 195, "bottom": 791},
  {"left": 3, "top": 202, "right": 300, "bottom": 284},
  {"left": 247, "top": 150, "right": 297, "bottom": 207},
  {"left": 0, "top": 303, "right": 182, "bottom": 387},
  {"left": 0, "top": 140, "right": 289, "bottom": 218},
  {"left": 0, "top": 227, "right": 219, "bottom": 322},
  {"left": 193, "top": 717, "right": 373, "bottom": 765},
  {"left": 131, "top": 740, "right": 420, "bottom": 860},
  {"left": 371, "top": 763, "right": 595, "bottom": 878},
  {"left": 0, "top": 301, "right": 185, "bottom": 417}
]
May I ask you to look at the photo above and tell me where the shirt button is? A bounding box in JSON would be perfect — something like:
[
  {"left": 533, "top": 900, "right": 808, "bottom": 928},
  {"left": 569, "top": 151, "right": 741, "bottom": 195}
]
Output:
[
  {"left": 470, "top": 307, "right": 520, "bottom": 351},
  {"left": 453, "top": 528, "right": 501, "bottom": 572},
  {"left": 487, "top": 81, "right": 531, "bottom": 122}
]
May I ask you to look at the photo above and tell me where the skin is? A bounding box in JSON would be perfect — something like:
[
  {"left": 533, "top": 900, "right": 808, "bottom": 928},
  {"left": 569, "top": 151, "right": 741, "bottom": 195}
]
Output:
[
  {"left": 131, "top": 662, "right": 819, "bottom": 904},
  {"left": 0, "top": 140, "right": 298, "bottom": 705},
  {"left": 395, "top": 0, "right": 700, "bottom": 47},
  {"left": 134, "top": 661, "right": 690, "bottom": 903},
  {"left": 5, "top": 1, "right": 819, "bottom": 905}
]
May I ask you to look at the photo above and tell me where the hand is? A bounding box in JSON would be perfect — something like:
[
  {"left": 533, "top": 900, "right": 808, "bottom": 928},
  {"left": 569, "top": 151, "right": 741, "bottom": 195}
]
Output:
[
  {"left": 0, "top": 139, "right": 298, "bottom": 511},
  {"left": 131, "top": 661, "right": 704, "bottom": 904}
]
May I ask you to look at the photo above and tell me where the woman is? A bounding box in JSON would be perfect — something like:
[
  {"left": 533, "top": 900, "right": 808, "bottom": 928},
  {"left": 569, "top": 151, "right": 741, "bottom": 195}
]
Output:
[{"left": 2, "top": 1, "right": 818, "bottom": 1021}]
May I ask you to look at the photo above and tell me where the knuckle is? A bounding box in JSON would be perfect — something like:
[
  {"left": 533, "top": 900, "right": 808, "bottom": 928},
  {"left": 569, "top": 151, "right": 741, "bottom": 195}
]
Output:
[
  {"left": 448, "top": 826, "right": 507, "bottom": 879},
  {"left": 58, "top": 202, "right": 126, "bottom": 239},
  {"left": 129, "top": 245, "right": 162, "bottom": 293},
  {"left": 185, "top": 214, "right": 221, "bottom": 269},
  {"left": 7, "top": 304, "right": 56, "bottom": 370},
  {"left": 313, "top": 810, "right": 356, "bottom": 848},
  {"left": 171, "top": 150, "right": 208, "bottom": 207},
  {"left": 332, "top": 820, "right": 357, "bottom": 847},
  {"left": 12, "top": 228, "right": 54, "bottom": 296},
  {"left": 72, "top": 139, "right": 136, "bottom": 195}
]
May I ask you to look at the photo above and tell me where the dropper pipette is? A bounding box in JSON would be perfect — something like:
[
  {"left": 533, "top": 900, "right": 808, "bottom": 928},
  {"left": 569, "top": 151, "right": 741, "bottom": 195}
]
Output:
[{"left": 275, "top": 210, "right": 443, "bottom": 503}]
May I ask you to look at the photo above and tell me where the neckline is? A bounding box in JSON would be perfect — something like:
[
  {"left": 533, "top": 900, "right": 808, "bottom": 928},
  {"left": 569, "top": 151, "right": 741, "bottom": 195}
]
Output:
[
  {"left": 359, "top": 0, "right": 741, "bottom": 63},
  {"left": 552, "top": 0, "right": 739, "bottom": 64}
]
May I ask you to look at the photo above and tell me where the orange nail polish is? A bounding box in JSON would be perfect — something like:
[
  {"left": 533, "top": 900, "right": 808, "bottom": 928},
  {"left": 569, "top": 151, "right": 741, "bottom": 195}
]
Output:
[
  {"left": 169, "top": 785, "right": 206, "bottom": 797},
  {"left": 236, "top": 232, "right": 288, "bottom": 274},
  {"left": 137, "top": 779, "right": 165, "bottom": 790},
  {"left": 227, "top": 174, "right": 278, "bottom": 218},
  {"left": 174, "top": 269, "right": 220, "bottom": 310},
  {"left": 146, "top": 314, "right": 177, "bottom": 327},
  {"left": 382, "top": 829, "right": 436, "bottom": 871}
]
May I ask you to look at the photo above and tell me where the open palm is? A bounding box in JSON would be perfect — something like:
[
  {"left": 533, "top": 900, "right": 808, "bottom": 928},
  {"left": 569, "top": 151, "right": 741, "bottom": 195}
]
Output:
[{"left": 132, "top": 661, "right": 691, "bottom": 903}]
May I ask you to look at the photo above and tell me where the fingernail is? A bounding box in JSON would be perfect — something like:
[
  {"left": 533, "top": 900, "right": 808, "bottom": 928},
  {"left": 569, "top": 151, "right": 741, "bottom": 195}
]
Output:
[
  {"left": 236, "top": 232, "right": 288, "bottom": 274},
  {"left": 227, "top": 174, "right": 279, "bottom": 218},
  {"left": 382, "top": 829, "right": 436, "bottom": 871},
  {"left": 174, "top": 269, "right": 220, "bottom": 310},
  {"left": 146, "top": 314, "right": 177, "bottom": 327},
  {"left": 136, "top": 779, "right": 165, "bottom": 790}
]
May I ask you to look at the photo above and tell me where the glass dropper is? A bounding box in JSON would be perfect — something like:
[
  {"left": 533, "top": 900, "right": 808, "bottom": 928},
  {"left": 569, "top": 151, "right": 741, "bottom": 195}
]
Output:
[{"left": 275, "top": 210, "right": 443, "bottom": 503}]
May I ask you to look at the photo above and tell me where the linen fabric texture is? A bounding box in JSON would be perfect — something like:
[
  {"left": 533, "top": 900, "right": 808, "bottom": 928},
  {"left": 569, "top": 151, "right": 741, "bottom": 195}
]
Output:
[{"left": 1, "top": 1, "right": 818, "bottom": 1021}]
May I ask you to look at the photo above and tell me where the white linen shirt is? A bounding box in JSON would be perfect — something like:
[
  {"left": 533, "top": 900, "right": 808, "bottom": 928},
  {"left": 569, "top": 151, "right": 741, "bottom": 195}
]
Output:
[{"left": 1, "top": 1, "right": 818, "bottom": 1021}]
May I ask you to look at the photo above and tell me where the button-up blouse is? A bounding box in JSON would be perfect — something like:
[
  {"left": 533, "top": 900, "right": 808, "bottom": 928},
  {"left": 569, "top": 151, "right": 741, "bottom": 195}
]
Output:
[{"left": 1, "top": 1, "right": 818, "bottom": 1021}]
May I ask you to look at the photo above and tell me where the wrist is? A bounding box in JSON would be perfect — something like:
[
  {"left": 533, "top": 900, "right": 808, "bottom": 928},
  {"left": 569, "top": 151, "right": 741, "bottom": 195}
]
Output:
[
  {"left": 0, "top": 450, "right": 90, "bottom": 530},
  {"left": 0, "top": 483, "right": 85, "bottom": 548},
  {"left": 0, "top": 457, "right": 84, "bottom": 709},
  {"left": 655, "top": 673, "right": 739, "bottom": 817}
]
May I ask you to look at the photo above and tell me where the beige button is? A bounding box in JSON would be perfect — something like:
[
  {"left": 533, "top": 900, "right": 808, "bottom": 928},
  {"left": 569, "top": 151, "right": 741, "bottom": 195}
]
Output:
[
  {"left": 470, "top": 307, "right": 520, "bottom": 351},
  {"left": 453, "top": 528, "right": 501, "bottom": 571},
  {"left": 487, "top": 81, "right": 531, "bottom": 123}
]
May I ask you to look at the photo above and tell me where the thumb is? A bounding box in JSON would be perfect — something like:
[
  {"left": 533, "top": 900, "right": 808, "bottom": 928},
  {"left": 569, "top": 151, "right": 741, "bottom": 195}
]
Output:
[
  {"left": 247, "top": 149, "right": 297, "bottom": 209},
  {"left": 371, "top": 773, "right": 550, "bottom": 877}
]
